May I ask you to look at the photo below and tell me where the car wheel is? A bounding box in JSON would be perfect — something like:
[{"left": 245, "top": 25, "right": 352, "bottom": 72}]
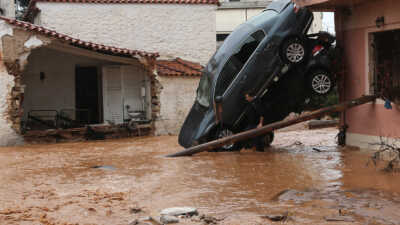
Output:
[
  {"left": 309, "top": 70, "right": 333, "bottom": 95},
  {"left": 263, "top": 131, "right": 274, "bottom": 148},
  {"left": 281, "top": 37, "right": 307, "bottom": 64},
  {"left": 214, "top": 128, "right": 241, "bottom": 152}
]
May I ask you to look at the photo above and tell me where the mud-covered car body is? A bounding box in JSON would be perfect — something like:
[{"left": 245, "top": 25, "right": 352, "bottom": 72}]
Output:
[{"left": 179, "top": 0, "right": 314, "bottom": 148}]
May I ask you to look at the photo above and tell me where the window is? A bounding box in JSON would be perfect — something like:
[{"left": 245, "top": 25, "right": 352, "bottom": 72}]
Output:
[
  {"left": 370, "top": 29, "right": 400, "bottom": 102},
  {"left": 216, "top": 34, "right": 229, "bottom": 42},
  {"left": 215, "top": 30, "right": 265, "bottom": 97}
]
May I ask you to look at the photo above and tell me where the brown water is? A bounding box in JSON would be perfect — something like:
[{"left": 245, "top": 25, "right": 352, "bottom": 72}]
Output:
[{"left": 0, "top": 130, "right": 400, "bottom": 225}]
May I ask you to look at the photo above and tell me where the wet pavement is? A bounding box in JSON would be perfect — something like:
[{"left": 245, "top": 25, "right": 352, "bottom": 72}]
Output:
[{"left": 0, "top": 128, "right": 399, "bottom": 225}]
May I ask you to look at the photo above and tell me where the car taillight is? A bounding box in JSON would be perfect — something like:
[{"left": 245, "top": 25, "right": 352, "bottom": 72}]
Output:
[
  {"left": 312, "top": 45, "right": 324, "bottom": 56},
  {"left": 293, "top": 3, "right": 300, "bottom": 13}
]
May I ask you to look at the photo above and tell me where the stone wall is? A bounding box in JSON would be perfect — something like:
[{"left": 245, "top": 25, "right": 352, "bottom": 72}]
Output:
[
  {"left": 155, "top": 76, "right": 199, "bottom": 135},
  {"left": 35, "top": 3, "right": 217, "bottom": 65}
]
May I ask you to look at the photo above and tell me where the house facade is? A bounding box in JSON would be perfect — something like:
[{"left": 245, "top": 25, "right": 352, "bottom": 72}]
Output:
[
  {"left": 17, "top": 0, "right": 218, "bottom": 137},
  {"left": 296, "top": 0, "right": 400, "bottom": 149}
]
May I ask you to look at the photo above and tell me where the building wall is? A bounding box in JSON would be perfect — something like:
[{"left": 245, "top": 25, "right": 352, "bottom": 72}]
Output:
[
  {"left": 216, "top": 8, "right": 324, "bottom": 34},
  {"left": 0, "top": 56, "right": 20, "bottom": 146},
  {"left": 155, "top": 76, "right": 199, "bottom": 135},
  {"left": 337, "top": 0, "right": 400, "bottom": 148},
  {"left": 35, "top": 3, "right": 216, "bottom": 65},
  {"left": 0, "top": 22, "right": 25, "bottom": 146},
  {"left": 0, "top": 0, "right": 15, "bottom": 18}
]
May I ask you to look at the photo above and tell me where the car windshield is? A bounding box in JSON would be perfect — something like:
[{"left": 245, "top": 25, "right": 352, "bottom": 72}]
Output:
[{"left": 196, "top": 72, "right": 211, "bottom": 107}]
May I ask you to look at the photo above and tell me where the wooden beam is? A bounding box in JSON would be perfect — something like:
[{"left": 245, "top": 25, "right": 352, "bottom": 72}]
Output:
[
  {"left": 46, "top": 42, "right": 143, "bottom": 66},
  {"left": 167, "top": 95, "right": 377, "bottom": 157}
]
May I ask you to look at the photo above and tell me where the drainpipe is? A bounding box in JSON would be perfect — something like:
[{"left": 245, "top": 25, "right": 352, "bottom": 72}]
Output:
[{"left": 335, "top": 8, "right": 348, "bottom": 146}]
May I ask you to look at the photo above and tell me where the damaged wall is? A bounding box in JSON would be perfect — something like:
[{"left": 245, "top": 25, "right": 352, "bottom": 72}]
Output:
[
  {"left": 155, "top": 76, "right": 199, "bottom": 135},
  {"left": 0, "top": 22, "right": 52, "bottom": 146},
  {"left": 34, "top": 3, "right": 216, "bottom": 65}
]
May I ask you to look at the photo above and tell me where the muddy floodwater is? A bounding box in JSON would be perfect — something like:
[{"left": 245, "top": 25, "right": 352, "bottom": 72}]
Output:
[{"left": 0, "top": 128, "right": 400, "bottom": 225}]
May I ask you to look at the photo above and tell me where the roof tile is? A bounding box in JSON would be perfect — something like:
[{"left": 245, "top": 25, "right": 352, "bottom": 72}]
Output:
[{"left": 156, "top": 58, "right": 203, "bottom": 77}]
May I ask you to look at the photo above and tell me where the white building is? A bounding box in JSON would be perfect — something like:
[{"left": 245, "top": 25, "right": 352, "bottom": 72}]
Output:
[
  {"left": 22, "top": 0, "right": 217, "bottom": 137},
  {"left": 0, "top": 0, "right": 217, "bottom": 145},
  {"left": 216, "top": 0, "right": 323, "bottom": 45}
]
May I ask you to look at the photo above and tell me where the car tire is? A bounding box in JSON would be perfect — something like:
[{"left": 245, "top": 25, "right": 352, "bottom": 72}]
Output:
[
  {"left": 213, "top": 127, "right": 241, "bottom": 152},
  {"left": 263, "top": 131, "right": 274, "bottom": 148},
  {"left": 281, "top": 37, "right": 307, "bottom": 65},
  {"left": 308, "top": 69, "right": 333, "bottom": 95}
]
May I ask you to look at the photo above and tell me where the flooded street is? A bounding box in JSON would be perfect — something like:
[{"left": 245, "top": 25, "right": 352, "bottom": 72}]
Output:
[{"left": 0, "top": 128, "right": 400, "bottom": 225}]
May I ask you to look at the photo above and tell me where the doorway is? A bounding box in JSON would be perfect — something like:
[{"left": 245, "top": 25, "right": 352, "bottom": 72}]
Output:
[{"left": 75, "top": 67, "right": 101, "bottom": 124}]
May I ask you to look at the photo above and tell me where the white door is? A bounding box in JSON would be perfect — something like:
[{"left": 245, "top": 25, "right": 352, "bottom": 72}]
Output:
[
  {"left": 121, "top": 66, "right": 146, "bottom": 116},
  {"left": 103, "top": 66, "right": 123, "bottom": 124}
]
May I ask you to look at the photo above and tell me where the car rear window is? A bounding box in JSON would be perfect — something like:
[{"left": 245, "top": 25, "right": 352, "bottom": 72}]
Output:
[{"left": 215, "top": 30, "right": 265, "bottom": 97}]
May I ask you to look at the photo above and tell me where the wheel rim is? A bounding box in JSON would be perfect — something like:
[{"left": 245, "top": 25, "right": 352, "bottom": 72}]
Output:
[
  {"left": 286, "top": 42, "right": 305, "bottom": 63},
  {"left": 312, "top": 73, "right": 331, "bottom": 94},
  {"left": 218, "top": 129, "right": 234, "bottom": 150}
]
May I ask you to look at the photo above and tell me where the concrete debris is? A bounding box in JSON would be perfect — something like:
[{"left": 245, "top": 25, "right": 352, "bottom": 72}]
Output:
[
  {"left": 140, "top": 216, "right": 162, "bottom": 225},
  {"left": 130, "top": 207, "right": 143, "bottom": 214},
  {"left": 129, "top": 219, "right": 151, "bottom": 225},
  {"left": 261, "top": 212, "right": 289, "bottom": 222},
  {"left": 160, "top": 207, "right": 198, "bottom": 216},
  {"left": 324, "top": 216, "right": 355, "bottom": 222},
  {"left": 160, "top": 215, "right": 179, "bottom": 224},
  {"left": 198, "top": 214, "right": 222, "bottom": 224}
]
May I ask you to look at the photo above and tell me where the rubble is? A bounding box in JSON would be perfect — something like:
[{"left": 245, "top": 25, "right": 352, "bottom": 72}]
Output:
[
  {"left": 160, "top": 207, "right": 198, "bottom": 216},
  {"left": 160, "top": 215, "right": 179, "bottom": 224}
]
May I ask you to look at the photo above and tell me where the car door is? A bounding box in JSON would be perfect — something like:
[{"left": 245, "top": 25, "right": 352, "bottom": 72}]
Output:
[{"left": 215, "top": 30, "right": 266, "bottom": 125}]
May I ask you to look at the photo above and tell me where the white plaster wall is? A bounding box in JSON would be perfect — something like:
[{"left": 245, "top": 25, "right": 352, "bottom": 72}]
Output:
[
  {"left": 217, "top": 9, "right": 323, "bottom": 34},
  {"left": 21, "top": 47, "right": 115, "bottom": 120},
  {"left": 0, "top": 0, "right": 15, "bottom": 18},
  {"left": 35, "top": 3, "right": 216, "bottom": 65},
  {"left": 155, "top": 76, "right": 200, "bottom": 135},
  {"left": 216, "top": 9, "right": 247, "bottom": 33},
  {"left": 0, "top": 21, "right": 22, "bottom": 146}
]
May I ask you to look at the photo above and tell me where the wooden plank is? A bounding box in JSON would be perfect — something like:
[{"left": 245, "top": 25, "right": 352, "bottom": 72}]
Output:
[
  {"left": 166, "top": 95, "right": 376, "bottom": 157},
  {"left": 308, "top": 119, "right": 339, "bottom": 129}
]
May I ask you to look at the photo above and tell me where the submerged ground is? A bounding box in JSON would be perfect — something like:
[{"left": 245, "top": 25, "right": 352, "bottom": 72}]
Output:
[{"left": 0, "top": 128, "right": 400, "bottom": 225}]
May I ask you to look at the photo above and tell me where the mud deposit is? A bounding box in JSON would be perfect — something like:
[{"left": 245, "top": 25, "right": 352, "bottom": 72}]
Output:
[{"left": 0, "top": 128, "right": 399, "bottom": 225}]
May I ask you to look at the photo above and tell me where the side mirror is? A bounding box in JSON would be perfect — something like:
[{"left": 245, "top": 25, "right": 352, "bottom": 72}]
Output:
[{"left": 215, "top": 96, "right": 223, "bottom": 104}]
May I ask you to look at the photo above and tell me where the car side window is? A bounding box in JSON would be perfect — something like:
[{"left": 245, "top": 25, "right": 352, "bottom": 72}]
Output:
[{"left": 215, "top": 30, "right": 266, "bottom": 97}]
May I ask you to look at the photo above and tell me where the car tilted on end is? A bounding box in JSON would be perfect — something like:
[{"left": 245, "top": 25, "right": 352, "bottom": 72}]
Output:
[{"left": 179, "top": 0, "right": 336, "bottom": 150}]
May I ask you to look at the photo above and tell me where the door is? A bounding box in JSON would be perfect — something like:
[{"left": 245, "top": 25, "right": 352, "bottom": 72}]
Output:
[
  {"left": 122, "top": 66, "right": 146, "bottom": 117},
  {"left": 75, "top": 67, "right": 100, "bottom": 124},
  {"left": 103, "top": 66, "right": 123, "bottom": 124}
]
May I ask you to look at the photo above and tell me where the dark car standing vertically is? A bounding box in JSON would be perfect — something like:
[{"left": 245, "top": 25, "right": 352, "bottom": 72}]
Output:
[{"left": 179, "top": 0, "right": 320, "bottom": 150}]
